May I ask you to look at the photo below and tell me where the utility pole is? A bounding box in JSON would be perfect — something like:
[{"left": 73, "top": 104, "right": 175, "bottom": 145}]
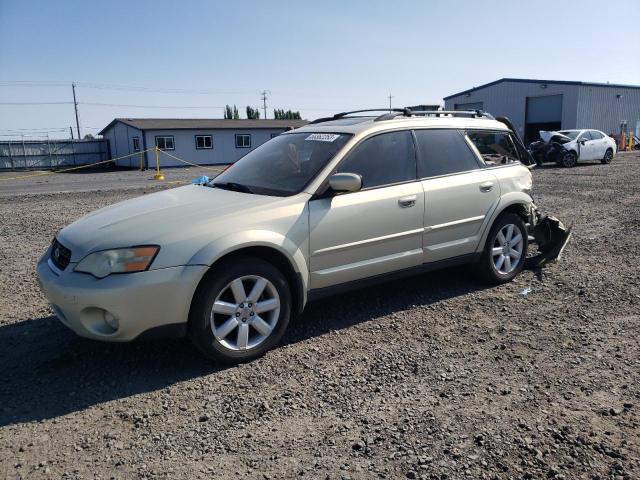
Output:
[
  {"left": 72, "top": 82, "right": 81, "bottom": 139},
  {"left": 69, "top": 126, "right": 74, "bottom": 140},
  {"left": 388, "top": 93, "right": 394, "bottom": 111},
  {"left": 260, "top": 90, "right": 269, "bottom": 119}
]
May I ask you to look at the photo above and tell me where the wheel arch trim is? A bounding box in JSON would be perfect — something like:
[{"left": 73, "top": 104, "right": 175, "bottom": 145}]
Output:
[
  {"left": 188, "top": 230, "right": 309, "bottom": 312},
  {"left": 476, "top": 194, "right": 532, "bottom": 252}
]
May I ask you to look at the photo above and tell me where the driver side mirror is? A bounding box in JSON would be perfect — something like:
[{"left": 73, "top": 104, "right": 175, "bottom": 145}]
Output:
[
  {"left": 579, "top": 138, "right": 588, "bottom": 144},
  {"left": 329, "top": 172, "right": 362, "bottom": 193}
]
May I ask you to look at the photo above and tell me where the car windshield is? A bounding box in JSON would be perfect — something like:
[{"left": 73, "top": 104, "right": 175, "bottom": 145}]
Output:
[
  {"left": 558, "top": 130, "right": 580, "bottom": 140},
  {"left": 210, "top": 132, "right": 352, "bottom": 196}
]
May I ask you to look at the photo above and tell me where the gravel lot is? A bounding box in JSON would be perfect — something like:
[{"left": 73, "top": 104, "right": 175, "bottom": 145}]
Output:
[{"left": 1, "top": 154, "right": 639, "bottom": 479}]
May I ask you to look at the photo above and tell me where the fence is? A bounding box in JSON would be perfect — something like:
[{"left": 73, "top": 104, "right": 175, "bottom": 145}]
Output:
[{"left": 0, "top": 139, "right": 109, "bottom": 170}]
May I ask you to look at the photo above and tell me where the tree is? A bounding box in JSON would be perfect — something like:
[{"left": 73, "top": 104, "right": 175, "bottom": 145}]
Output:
[
  {"left": 246, "top": 106, "right": 260, "bottom": 119},
  {"left": 83, "top": 133, "right": 95, "bottom": 140},
  {"left": 274, "top": 108, "right": 301, "bottom": 120},
  {"left": 224, "top": 105, "right": 233, "bottom": 119},
  {"left": 233, "top": 105, "right": 240, "bottom": 119}
]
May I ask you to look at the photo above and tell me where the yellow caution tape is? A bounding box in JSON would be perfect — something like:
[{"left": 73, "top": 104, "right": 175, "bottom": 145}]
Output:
[
  {"left": 0, "top": 148, "right": 154, "bottom": 182},
  {"left": 158, "top": 149, "right": 226, "bottom": 172},
  {"left": 1, "top": 147, "right": 226, "bottom": 182}
]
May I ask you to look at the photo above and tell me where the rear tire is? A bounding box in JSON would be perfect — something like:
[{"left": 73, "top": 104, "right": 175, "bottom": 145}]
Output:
[
  {"left": 559, "top": 151, "right": 578, "bottom": 168},
  {"left": 477, "top": 213, "right": 528, "bottom": 284},
  {"left": 601, "top": 148, "right": 613, "bottom": 164},
  {"left": 188, "top": 256, "right": 292, "bottom": 364}
]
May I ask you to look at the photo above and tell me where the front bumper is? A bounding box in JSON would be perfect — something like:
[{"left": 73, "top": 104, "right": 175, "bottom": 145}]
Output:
[
  {"left": 525, "top": 205, "right": 572, "bottom": 268},
  {"left": 36, "top": 252, "right": 207, "bottom": 341}
]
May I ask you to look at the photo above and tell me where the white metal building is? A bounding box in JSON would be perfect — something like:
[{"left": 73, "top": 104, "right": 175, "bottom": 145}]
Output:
[
  {"left": 443, "top": 78, "right": 640, "bottom": 144},
  {"left": 99, "top": 118, "right": 308, "bottom": 168}
]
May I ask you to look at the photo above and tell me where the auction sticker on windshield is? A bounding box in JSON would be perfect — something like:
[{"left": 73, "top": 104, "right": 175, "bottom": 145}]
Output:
[{"left": 305, "top": 133, "right": 340, "bottom": 142}]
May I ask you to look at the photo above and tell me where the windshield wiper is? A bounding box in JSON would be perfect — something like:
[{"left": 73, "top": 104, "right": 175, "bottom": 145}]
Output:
[{"left": 212, "top": 181, "right": 253, "bottom": 194}]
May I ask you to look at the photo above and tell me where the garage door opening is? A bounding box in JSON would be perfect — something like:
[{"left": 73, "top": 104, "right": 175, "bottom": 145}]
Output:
[{"left": 525, "top": 95, "right": 563, "bottom": 145}]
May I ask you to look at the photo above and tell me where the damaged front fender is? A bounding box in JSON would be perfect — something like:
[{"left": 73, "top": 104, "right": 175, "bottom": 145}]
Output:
[{"left": 525, "top": 205, "right": 572, "bottom": 269}]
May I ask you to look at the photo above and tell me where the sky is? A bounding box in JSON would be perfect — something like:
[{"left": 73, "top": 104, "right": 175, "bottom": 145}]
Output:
[{"left": 1, "top": 0, "right": 638, "bottom": 139}]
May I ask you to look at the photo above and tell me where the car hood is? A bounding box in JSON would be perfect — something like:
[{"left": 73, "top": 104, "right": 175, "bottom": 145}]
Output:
[
  {"left": 57, "top": 185, "right": 308, "bottom": 265},
  {"left": 540, "top": 131, "right": 573, "bottom": 144}
]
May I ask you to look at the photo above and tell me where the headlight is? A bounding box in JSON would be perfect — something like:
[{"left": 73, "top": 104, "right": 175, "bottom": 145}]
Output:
[{"left": 75, "top": 246, "right": 159, "bottom": 278}]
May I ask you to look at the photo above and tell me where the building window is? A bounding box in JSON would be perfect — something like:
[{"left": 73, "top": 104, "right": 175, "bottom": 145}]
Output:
[
  {"left": 155, "top": 136, "right": 174, "bottom": 150},
  {"left": 270, "top": 133, "right": 280, "bottom": 139},
  {"left": 195, "top": 135, "right": 213, "bottom": 149},
  {"left": 235, "top": 134, "right": 251, "bottom": 148},
  {"left": 132, "top": 136, "right": 140, "bottom": 152}
]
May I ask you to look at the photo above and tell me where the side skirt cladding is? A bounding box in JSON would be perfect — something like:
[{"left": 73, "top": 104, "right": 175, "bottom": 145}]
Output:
[{"left": 306, "top": 253, "right": 479, "bottom": 302}]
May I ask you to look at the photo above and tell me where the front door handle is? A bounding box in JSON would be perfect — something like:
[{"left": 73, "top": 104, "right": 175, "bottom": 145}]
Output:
[
  {"left": 398, "top": 195, "right": 417, "bottom": 208},
  {"left": 479, "top": 181, "right": 494, "bottom": 192}
]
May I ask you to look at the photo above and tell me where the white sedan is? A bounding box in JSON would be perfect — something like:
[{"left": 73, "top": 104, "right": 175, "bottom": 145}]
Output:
[{"left": 556, "top": 129, "right": 617, "bottom": 167}]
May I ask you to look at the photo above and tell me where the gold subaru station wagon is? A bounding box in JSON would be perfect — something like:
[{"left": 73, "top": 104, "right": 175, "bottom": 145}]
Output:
[{"left": 37, "top": 109, "right": 570, "bottom": 364}]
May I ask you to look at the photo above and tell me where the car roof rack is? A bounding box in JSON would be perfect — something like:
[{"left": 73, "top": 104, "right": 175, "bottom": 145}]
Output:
[
  {"left": 310, "top": 108, "right": 494, "bottom": 124},
  {"left": 308, "top": 108, "right": 412, "bottom": 124},
  {"left": 407, "top": 109, "right": 495, "bottom": 120}
]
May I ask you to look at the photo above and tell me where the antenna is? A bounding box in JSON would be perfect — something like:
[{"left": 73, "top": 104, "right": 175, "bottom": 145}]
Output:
[{"left": 388, "top": 93, "right": 393, "bottom": 112}]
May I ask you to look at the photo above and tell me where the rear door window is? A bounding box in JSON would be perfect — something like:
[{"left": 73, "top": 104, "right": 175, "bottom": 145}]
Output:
[
  {"left": 590, "top": 130, "right": 603, "bottom": 140},
  {"left": 337, "top": 130, "right": 416, "bottom": 188},
  {"left": 580, "top": 131, "right": 593, "bottom": 141},
  {"left": 467, "top": 131, "right": 520, "bottom": 166},
  {"left": 414, "top": 129, "right": 481, "bottom": 178}
]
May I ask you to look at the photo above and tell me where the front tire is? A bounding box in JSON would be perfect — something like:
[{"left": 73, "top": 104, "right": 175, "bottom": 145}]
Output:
[
  {"left": 188, "top": 256, "right": 292, "bottom": 364},
  {"left": 477, "top": 213, "right": 528, "bottom": 284},
  {"left": 559, "top": 151, "right": 578, "bottom": 168},
  {"left": 601, "top": 148, "right": 613, "bottom": 164}
]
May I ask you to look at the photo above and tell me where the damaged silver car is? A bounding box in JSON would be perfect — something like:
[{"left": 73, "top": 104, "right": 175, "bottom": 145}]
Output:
[{"left": 37, "top": 108, "right": 571, "bottom": 364}]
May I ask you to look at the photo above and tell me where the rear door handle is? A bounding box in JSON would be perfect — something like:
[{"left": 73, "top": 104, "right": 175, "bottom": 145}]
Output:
[
  {"left": 398, "top": 195, "right": 417, "bottom": 208},
  {"left": 479, "top": 181, "right": 494, "bottom": 192}
]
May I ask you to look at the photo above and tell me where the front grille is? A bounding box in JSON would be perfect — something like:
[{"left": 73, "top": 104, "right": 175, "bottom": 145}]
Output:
[{"left": 50, "top": 238, "right": 72, "bottom": 271}]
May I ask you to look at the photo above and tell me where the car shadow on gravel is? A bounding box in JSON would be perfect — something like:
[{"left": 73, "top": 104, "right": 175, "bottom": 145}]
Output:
[
  {"left": 284, "top": 265, "right": 490, "bottom": 345},
  {"left": 0, "top": 317, "right": 218, "bottom": 427},
  {"left": 0, "top": 266, "right": 488, "bottom": 427},
  {"left": 536, "top": 161, "right": 605, "bottom": 169}
]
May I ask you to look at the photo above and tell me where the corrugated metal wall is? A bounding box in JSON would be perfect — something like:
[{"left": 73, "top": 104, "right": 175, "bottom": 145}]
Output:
[
  {"left": 445, "top": 80, "right": 640, "bottom": 139},
  {"left": 576, "top": 86, "right": 640, "bottom": 136},
  {"left": 0, "top": 139, "right": 108, "bottom": 170},
  {"left": 444, "top": 81, "right": 580, "bottom": 139}
]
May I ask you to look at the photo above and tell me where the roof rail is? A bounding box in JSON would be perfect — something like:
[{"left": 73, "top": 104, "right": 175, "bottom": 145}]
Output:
[
  {"left": 408, "top": 109, "right": 495, "bottom": 119},
  {"left": 309, "top": 108, "right": 411, "bottom": 124},
  {"left": 309, "top": 108, "right": 495, "bottom": 125}
]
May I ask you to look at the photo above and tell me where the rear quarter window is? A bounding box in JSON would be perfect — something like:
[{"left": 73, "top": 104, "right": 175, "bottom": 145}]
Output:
[{"left": 467, "top": 131, "right": 520, "bottom": 166}]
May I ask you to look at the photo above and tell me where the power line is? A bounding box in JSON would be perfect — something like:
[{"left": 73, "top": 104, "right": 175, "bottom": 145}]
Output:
[
  {"left": 78, "top": 82, "right": 257, "bottom": 95},
  {"left": 80, "top": 102, "right": 226, "bottom": 109},
  {"left": 0, "top": 81, "right": 71, "bottom": 87},
  {"left": 0, "top": 101, "right": 73, "bottom": 105},
  {"left": 0, "top": 80, "right": 372, "bottom": 100},
  {"left": 0, "top": 100, "right": 342, "bottom": 111},
  {"left": 0, "top": 80, "right": 260, "bottom": 95}
]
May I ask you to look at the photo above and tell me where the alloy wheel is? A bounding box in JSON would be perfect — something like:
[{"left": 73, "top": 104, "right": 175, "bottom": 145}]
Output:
[
  {"left": 210, "top": 275, "right": 280, "bottom": 351},
  {"left": 491, "top": 224, "right": 524, "bottom": 275},
  {"left": 563, "top": 152, "right": 577, "bottom": 167}
]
